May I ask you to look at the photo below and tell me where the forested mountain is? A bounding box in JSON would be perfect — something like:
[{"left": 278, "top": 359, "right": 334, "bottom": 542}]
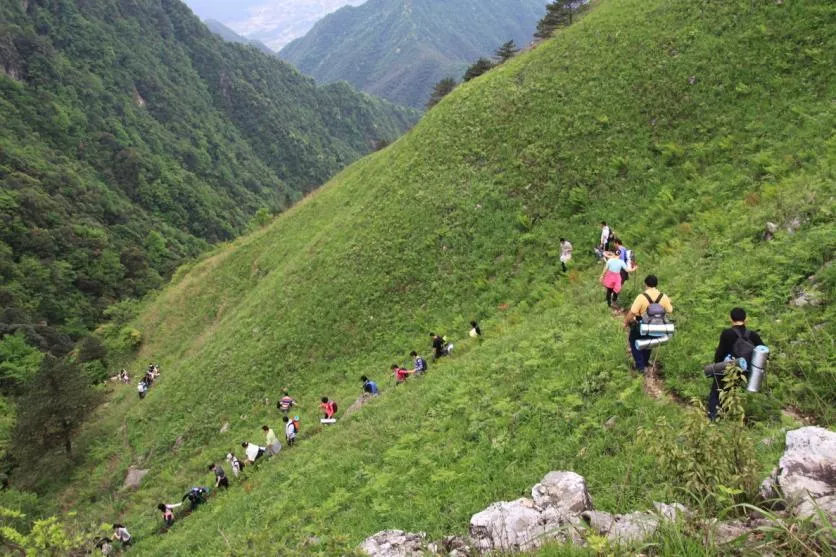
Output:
[
  {"left": 0, "top": 0, "right": 416, "bottom": 341},
  {"left": 204, "top": 18, "right": 274, "bottom": 54},
  {"left": 279, "top": 0, "right": 546, "bottom": 108}
]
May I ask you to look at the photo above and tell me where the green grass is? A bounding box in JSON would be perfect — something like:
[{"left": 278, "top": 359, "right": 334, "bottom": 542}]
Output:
[{"left": 11, "top": 0, "right": 834, "bottom": 554}]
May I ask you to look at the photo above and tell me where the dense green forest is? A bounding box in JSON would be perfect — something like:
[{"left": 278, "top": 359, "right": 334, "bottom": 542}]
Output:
[
  {"left": 1, "top": 0, "right": 830, "bottom": 554},
  {"left": 279, "top": 0, "right": 546, "bottom": 108},
  {"left": 0, "top": 0, "right": 416, "bottom": 342}
]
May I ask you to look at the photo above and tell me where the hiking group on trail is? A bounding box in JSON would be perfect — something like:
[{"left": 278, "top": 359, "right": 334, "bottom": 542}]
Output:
[{"left": 98, "top": 224, "right": 772, "bottom": 553}]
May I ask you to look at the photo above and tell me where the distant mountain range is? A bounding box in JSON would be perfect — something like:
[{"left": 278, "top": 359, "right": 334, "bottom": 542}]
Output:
[
  {"left": 279, "top": 0, "right": 546, "bottom": 108},
  {"left": 204, "top": 19, "right": 274, "bottom": 54}
]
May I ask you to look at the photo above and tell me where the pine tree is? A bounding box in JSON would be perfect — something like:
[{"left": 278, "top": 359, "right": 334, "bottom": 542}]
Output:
[
  {"left": 534, "top": 1, "right": 580, "bottom": 39},
  {"left": 463, "top": 58, "right": 495, "bottom": 82},
  {"left": 426, "top": 77, "right": 457, "bottom": 109},
  {"left": 13, "top": 355, "right": 103, "bottom": 459},
  {"left": 494, "top": 40, "right": 519, "bottom": 63}
]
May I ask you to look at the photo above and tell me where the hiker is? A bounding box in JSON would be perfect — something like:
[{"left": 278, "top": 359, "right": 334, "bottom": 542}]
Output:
[
  {"left": 95, "top": 537, "right": 113, "bottom": 555},
  {"left": 410, "top": 351, "right": 428, "bottom": 375},
  {"left": 262, "top": 425, "right": 281, "bottom": 456},
  {"left": 209, "top": 463, "right": 229, "bottom": 489},
  {"left": 613, "top": 238, "right": 632, "bottom": 285},
  {"left": 111, "top": 524, "right": 132, "bottom": 548},
  {"left": 277, "top": 390, "right": 298, "bottom": 413},
  {"left": 559, "top": 238, "right": 573, "bottom": 272},
  {"left": 226, "top": 452, "right": 244, "bottom": 477},
  {"left": 156, "top": 502, "right": 181, "bottom": 528},
  {"left": 599, "top": 221, "right": 612, "bottom": 251},
  {"left": 469, "top": 320, "right": 482, "bottom": 338},
  {"left": 137, "top": 379, "right": 148, "bottom": 399},
  {"left": 623, "top": 275, "right": 673, "bottom": 373},
  {"left": 283, "top": 415, "right": 298, "bottom": 446},
  {"left": 320, "top": 397, "right": 337, "bottom": 420},
  {"left": 392, "top": 364, "right": 414, "bottom": 384},
  {"left": 241, "top": 441, "right": 266, "bottom": 464},
  {"left": 600, "top": 252, "right": 635, "bottom": 308},
  {"left": 707, "top": 307, "right": 764, "bottom": 421},
  {"left": 361, "top": 375, "right": 380, "bottom": 395},
  {"left": 430, "top": 332, "right": 453, "bottom": 360},
  {"left": 182, "top": 486, "right": 209, "bottom": 510}
]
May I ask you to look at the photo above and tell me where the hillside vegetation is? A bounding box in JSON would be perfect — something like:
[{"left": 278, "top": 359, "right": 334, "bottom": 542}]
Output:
[
  {"left": 0, "top": 0, "right": 416, "bottom": 339},
  {"left": 10, "top": 0, "right": 834, "bottom": 554},
  {"left": 279, "top": 0, "right": 546, "bottom": 108}
]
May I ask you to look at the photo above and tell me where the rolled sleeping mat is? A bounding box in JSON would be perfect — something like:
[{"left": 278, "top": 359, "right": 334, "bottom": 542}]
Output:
[
  {"left": 704, "top": 361, "right": 732, "bottom": 378},
  {"left": 634, "top": 334, "right": 672, "bottom": 351},
  {"left": 639, "top": 323, "right": 675, "bottom": 336},
  {"left": 320, "top": 418, "right": 337, "bottom": 424},
  {"left": 746, "top": 345, "right": 769, "bottom": 393}
]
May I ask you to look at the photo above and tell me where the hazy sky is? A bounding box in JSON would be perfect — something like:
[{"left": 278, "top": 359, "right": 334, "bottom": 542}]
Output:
[{"left": 182, "top": 0, "right": 366, "bottom": 49}]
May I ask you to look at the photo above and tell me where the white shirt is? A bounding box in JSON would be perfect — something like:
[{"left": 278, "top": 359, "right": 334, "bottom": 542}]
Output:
[
  {"left": 114, "top": 527, "right": 131, "bottom": 542},
  {"left": 600, "top": 226, "right": 610, "bottom": 246},
  {"left": 245, "top": 443, "right": 263, "bottom": 462},
  {"left": 285, "top": 421, "right": 296, "bottom": 440},
  {"left": 560, "top": 241, "right": 573, "bottom": 259}
]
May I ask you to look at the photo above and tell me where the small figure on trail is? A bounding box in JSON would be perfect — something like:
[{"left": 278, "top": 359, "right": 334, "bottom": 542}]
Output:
[
  {"left": 241, "top": 441, "right": 266, "bottom": 464},
  {"left": 119, "top": 369, "right": 130, "bottom": 384},
  {"left": 706, "top": 307, "right": 764, "bottom": 421},
  {"left": 262, "top": 425, "right": 281, "bottom": 456},
  {"left": 209, "top": 463, "right": 229, "bottom": 489},
  {"left": 182, "top": 486, "right": 209, "bottom": 510},
  {"left": 157, "top": 502, "right": 181, "bottom": 528},
  {"left": 283, "top": 415, "right": 299, "bottom": 446},
  {"left": 600, "top": 252, "right": 634, "bottom": 308},
  {"left": 410, "top": 351, "right": 428, "bottom": 375},
  {"left": 430, "top": 332, "right": 453, "bottom": 361},
  {"left": 277, "top": 390, "right": 298, "bottom": 413},
  {"left": 226, "top": 452, "right": 244, "bottom": 477},
  {"left": 137, "top": 379, "right": 148, "bottom": 399},
  {"left": 623, "top": 275, "right": 673, "bottom": 373},
  {"left": 613, "top": 238, "right": 632, "bottom": 285},
  {"left": 111, "top": 524, "right": 132, "bottom": 548},
  {"left": 559, "top": 238, "right": 573, "bottom": 272},
  {"left": 469, "top": 320, "right": 482, "bottom": 338},
  {"left": 320, "top": 397, "right": 338, "bottom": 421},
  {"left": 392, "top": 364, "right": 415, "bottom": 384},
  {"left": 361, "top": 375, "right": 379, "bottom": 395},
  {"left": 599, "top": 221, "right": 612, "bottom": 252}
]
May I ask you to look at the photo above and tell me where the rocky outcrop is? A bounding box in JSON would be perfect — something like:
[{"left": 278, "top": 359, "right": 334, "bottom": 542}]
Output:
[
  {"left": 123, "top": 466, "right": 149, "bottom": 490},
  {"left": 761, "top": 426, "right": 836, "bottom": 524},
  {"left": 360, "top": 530, "right": 431, "bottom": 557}
]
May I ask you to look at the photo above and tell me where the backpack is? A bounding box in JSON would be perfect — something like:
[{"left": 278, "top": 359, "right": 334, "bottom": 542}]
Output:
[
  {"left": 731, "top": 329, "right": 756, "bottom": 363},
  {"left": 291, "top": 418, "right": 300, "bottom": 432},
  {"left": 642, "top": 293, "right": 668, "bottom": 324},
  {"left": 330, "top": 402, "right": 338, "bottom": 414}
]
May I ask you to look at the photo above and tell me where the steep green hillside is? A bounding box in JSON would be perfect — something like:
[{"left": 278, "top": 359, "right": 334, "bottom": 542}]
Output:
[
  {"left": 279, "top": 0, "right": 546, "bottom": 108},
  {"left": 16, "top": 0, "right": 834, "bottom": 554},
  {"left": 0, "top": 0, "right": 415, "bottom": 337}
]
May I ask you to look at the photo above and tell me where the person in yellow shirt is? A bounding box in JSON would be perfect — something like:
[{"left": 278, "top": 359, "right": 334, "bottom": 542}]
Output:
[{"left": 623, "top": 275, "right": 673, "bottom": 373}]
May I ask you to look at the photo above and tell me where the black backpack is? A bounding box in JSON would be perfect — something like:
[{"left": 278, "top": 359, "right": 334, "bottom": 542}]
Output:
[
  {"left": 731, "top": 329, "right": 755, "bottom": 363},
  {"left": 642, "top": 293, "right": 668, "bottom": 324}
]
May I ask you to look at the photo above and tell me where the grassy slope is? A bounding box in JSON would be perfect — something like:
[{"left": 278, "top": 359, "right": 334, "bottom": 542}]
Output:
[{"left": 48, "top": 0, "right": 834, "bottom": 553}]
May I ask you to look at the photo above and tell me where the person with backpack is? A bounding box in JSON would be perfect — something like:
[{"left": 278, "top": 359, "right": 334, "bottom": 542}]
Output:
[
  {"left": 181, "top": 487, "right": 209, "bottom": 510},
  {"left": 283, "top": 415, "right": 299, "bottom": 446},
  {"left": 392, "top": 364, "right": 415, "bottom": 384},
  {"left": 430, "top": 332, "right": 453, "bottom": 360},
  {"left": 600, "top": 252, "right": 635, "bottom": 308},
  {"left": 559, "top": 238, "right": 573, "bottom": 272},
  {"left": 277, "top": 390, "right": 298, "bottom": 413},
  {"left": 208, "top": 463, "right": 229, "bottom": 489},
  {"left": 361, "top": 375, "right": 380, "bottom": 395},
  {"left": 599, "top": 222, "right": 611, "bottom": 251},
  {"left": 410, "top": 351, "right": 428, "bottom": 375},
  {"left": 262, "top": 425, "right": 281, "bottom": 456},
  {"left": 226, "top": 452, "right": 244, "bottom": 477},
  {"left": 469, "top": 321, "right": 482, "bottom": 338},
  {"left": 156, "top": 502, "right": 181, "bottom": 528},
  {"left": 707, "top": 307, "right": 764, "bottom": 421},
  {"left": 241, "top": 441, "right": 266, "bottom": 464},
  {"left": 623, "top": 275, "right": 673, "bottom": 373},
  {"left": 613, "top": 238, "right": 632, "bottom": 285},
  {"left": 320, "top": 397, "right": 337, "bottom": 420},
  {"left": 111, "top": 524, "right": 132, "bottom": 548}
]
